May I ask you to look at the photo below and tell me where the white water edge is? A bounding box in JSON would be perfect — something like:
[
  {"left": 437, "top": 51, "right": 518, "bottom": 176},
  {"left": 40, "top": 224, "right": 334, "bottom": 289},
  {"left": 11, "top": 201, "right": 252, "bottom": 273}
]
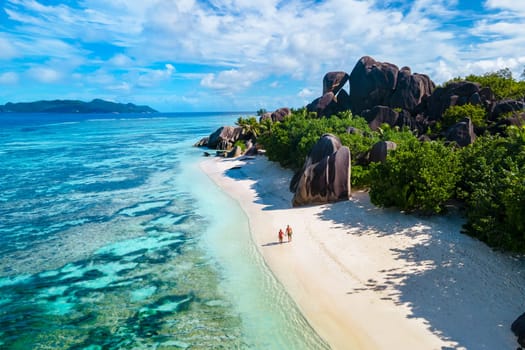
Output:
[{"left": 179, "top": 155, "right": 329, "bottom": 350}]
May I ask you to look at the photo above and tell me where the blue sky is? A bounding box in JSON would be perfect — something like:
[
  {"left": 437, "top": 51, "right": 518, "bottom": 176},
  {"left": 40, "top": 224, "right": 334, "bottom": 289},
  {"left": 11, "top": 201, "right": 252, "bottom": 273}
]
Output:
[{"left": 0, "top": 0, "right": 524, "bottom": 112}]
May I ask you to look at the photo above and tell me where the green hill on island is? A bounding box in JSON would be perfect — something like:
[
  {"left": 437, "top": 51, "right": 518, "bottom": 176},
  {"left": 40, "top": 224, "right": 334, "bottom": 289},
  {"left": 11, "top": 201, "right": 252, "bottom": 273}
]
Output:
[{"left": 0, "top": 99, "right": 157, "bottom": 113}]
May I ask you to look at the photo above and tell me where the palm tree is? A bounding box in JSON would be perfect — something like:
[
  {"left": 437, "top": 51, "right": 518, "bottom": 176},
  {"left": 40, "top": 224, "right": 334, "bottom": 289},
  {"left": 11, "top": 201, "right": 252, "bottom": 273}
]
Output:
[{"left": 235, "top": 116, "right": 261, "bottom": 139}]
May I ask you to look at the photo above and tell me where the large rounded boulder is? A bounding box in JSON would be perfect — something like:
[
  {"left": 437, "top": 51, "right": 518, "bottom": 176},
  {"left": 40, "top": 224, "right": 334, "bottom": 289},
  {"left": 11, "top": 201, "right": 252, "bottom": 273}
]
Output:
[
  {"left": 389, "top": 67, "right": 434, "bottom": 112},
  {"left": 349, "top": 56, "right": 399, "bottom": 115},
  {"left": 207, "top": 126, "right": 244, "bottom": 150},
  {"left": 290, "top": 133, "right": 342, "bottom": 192},
  {"left": 512, "top": 312, "right": 525, "bottom": 348},
  {"left": 446, "top": 117, "right": 476, "bottom": 147},
  {"left": 291, "top": 134, "right": 351, "bottom": 207},
  {"left": 349, "top": 56, "right": 435, "bottom": 116},
  {"left": 323, "top": 71, "right": 349, "bottom": 95},
  {"left": 369, "top": 141, "right": 397, "bottom": 163}
]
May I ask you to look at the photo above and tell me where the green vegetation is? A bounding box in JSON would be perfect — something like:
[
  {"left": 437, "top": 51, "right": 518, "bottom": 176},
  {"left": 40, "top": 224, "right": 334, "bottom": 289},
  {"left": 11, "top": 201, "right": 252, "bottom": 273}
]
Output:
[
  {"left": 256, "top": 108, "right": 267, "bottom": 116},
  {"left": 442, "top": 103, "right": 487, "bottom": 128},
  {"left": 369, "top": 139, "right": 461, "bottom": 214},
  {"left": 245, "top": 67, "right": 525, "bottom": 252},
  {"left": 256, "top": 109, "right": 420, "bottom": 189},
  {"left": 457, "top": 127, "right": 525, "bottom": 251},
  {"left": 235, "top": 116, "right": 266, "bottom": 139},
  {"left": 452, "top": 68, "right": 525, "bottom": 100},
  {"left": 258, "top": 109, "right": 373, "bottom": 171}
]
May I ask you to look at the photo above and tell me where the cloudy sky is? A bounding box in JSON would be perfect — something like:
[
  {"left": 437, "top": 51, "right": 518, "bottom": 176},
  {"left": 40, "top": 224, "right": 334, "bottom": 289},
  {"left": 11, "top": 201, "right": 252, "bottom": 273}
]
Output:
[{"left": 1, "top": 0, "right": 524, "bottom": 112}]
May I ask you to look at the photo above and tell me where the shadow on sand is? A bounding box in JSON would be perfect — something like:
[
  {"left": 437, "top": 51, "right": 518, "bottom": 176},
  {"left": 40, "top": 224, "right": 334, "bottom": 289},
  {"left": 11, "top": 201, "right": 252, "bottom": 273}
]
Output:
[
  {"left": 318, "top": 192, "right": 525, "bottom": 349},
  {"left": 262, "top": 241, "right": 290, "bottom": 247},
  {"left": 219, "top": 157, "right": 525, "bottom": 348},
  {"left": 223, "top": 157, "right": 293, "bottom": 211}
]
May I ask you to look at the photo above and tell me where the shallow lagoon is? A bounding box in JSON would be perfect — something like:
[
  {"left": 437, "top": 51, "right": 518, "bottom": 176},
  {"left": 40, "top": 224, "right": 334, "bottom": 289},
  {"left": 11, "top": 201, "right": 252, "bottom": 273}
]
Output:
[{"left": 0, "top": 113, "right": 328, "bottom": 349}]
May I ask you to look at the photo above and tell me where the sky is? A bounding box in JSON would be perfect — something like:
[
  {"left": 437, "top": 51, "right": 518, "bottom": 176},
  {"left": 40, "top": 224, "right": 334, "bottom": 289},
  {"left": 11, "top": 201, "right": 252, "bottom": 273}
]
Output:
[{"left": 0, "top": 0, "right": 524, "bottom": 112}]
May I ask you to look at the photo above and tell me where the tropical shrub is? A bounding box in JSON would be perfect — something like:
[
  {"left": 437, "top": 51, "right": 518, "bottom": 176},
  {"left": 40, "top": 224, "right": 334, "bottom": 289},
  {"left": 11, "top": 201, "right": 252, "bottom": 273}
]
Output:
[
  {"left": 442, "top": 103, "right": 487, "bottom": 128},
  {"left": 463, "top": 68, "right": 525, "bottom": 100},
  {"left": 458, "top": 127, "right": 525, "bottom": 251},
  {"left": 259, "top": 111, "right": 374, "bottom": 171},
  {"left": 368, "top": 139, "right": 461, "bottom": 214}
]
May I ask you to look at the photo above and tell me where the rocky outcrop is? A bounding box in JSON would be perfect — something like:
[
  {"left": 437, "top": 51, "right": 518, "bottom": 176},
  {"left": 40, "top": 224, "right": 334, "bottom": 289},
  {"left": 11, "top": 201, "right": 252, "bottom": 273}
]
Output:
[
  {"left": 291, "top": 134, "right": 351, "bottom": 207},
  {"left": 512, "top": 312, "right": 525, "bottom": 349},
  {"left": 307, "top": 90, "right": 351, "bottom": 118},
  {"left": 361, "top": 106, "right": 399, "bottom": 131},
  {"left": 226, "top": 145, "right": 243, "bottom": 158},
  {"left": 259, "top": 112, "right": 272, "bottom": 122},
  {"left": 194, "top": 136, "right": 209, "bottom": 147},
  {"left": 259, "top": 107, "right": 292, "bottom": 123},
  {"left": 424, "top": 81, "right": 490, "bottom": 121},
  {"left": 348, "top": 56, "right": 434, "bottom": 116},
  {"left": 290, "top": 133, "right": 342, "bottom": 193},
  {"left": 390, "top": 67, "right": 434, "bottom": 112},
  {"left": 307, "top": 71, "right": 351, "bottom": 118},
  {"left": 207, "top": 126, "right": 244, "bottom": 150},
  {"left": 323, "top": 71, "right": 349, "bottom": 95},
  {"left": 369, "top": 141, "right": 397, "bottom": 163},
  {"left": 271, "top": 107, "right": 292, "bottom": 122},
  {"left": 349, "top": 56, "right": 398, "bottom": 115},
  {"left": 446, "top": 117, "right": 476, "bottom": 147},
  {"left": 491, "top": 100, "right": 525, "bottom": 121}
]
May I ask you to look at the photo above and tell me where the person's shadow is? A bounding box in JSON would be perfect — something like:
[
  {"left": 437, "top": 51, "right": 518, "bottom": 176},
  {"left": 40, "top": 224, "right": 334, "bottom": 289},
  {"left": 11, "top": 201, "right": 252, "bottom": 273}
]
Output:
[{"left": 262, "top": 241, "right": 289, "bottom": 247}]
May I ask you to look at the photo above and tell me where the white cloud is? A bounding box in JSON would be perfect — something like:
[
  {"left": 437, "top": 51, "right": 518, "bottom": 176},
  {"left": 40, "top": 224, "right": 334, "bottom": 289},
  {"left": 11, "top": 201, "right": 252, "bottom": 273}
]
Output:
[
  {"left": 27, "top": 67, "right": 62, "bottom": 83},
  {"left": 3, "top": 0, "right": 525, "bottom": 109},
  {"left": 0, "top": 72, "right": 19, "bottom": 84},
  {"left": 109, "top": 54, "right": 133, "bottom": 67},
  {"left": 200, "top": 69, "right": 262, "bottom": 92},
  {"left": 484, "top": 0, "right": 525, "bottom": 14},
  {"left": 107, "top": 81, "right": 131, "bottom": 92},
  {"left": 0, "top": 37, "right": 18, "bottom": 59},
  {"left": 135, "top": 64, "right": 175, "bottom": 87},
  {"left": 298, "top": 88, "right": 315, "bottom": 98}
]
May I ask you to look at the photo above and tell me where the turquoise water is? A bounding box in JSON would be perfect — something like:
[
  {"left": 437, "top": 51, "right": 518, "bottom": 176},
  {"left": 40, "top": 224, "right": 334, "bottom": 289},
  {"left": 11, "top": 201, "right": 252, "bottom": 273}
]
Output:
[{"left": 0, "top": 113, "right": 328, "bottom": 349}]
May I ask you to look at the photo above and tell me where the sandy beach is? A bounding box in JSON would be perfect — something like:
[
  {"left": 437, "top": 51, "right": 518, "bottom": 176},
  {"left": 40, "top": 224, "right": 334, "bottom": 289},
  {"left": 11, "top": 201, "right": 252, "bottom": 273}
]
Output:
[{"left": 200, "top": 155, "right": 525, "bottom": 350}]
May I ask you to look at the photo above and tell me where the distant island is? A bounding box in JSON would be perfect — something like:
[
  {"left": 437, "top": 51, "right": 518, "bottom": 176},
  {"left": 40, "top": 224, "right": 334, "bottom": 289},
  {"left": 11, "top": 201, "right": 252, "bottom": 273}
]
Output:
[{"left": 0, "top": 99, "right": 158, "bottom": 113}]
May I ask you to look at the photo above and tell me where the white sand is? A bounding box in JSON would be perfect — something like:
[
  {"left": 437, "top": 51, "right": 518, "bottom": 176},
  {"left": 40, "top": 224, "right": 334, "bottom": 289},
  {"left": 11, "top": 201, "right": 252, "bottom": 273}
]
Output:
[{"left": 200, "top": 156, "right": 525, "bottom": 350}]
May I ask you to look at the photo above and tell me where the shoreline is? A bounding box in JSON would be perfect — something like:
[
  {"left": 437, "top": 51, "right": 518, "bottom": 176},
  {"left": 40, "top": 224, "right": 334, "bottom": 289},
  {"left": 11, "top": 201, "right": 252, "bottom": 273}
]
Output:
[{"left": 200, "top": 155, "right": 524, "bottom": 349}]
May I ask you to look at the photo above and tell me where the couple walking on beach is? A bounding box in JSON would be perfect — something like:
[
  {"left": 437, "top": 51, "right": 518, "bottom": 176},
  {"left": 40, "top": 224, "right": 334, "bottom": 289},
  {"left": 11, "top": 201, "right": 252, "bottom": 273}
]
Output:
[{"left": 278, "top": 225, "right": 293, "bottom": 244}]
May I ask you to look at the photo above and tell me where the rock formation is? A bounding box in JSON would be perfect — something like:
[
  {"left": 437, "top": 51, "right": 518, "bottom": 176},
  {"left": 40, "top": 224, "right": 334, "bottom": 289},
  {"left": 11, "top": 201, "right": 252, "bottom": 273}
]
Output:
[
  {"left": 323, "top": 71, "right": 349, "bottom": 95},
  {"left": 348, "top": 56, "right": 399, "bottom": 115},
  {"left": 271, "top": 107, "right": 292, "bottom": 122},
  {"left": 259, "top": 107, "right": 292, "bottom": 123},
  {"left": 307, "top": 72, "right": 351, "bottom": 118},
  {"left": 207, "top": 126, "right": 244, "bottom": 150},
  {"left": 194, "top": 136, "right": 209, "bottom": 147},
  {"left": 291, "top": 134, "right": 351, "bottom": 207},
  {"left": 390, "top": 67, "right": 435, "bottom": 112},
  {"left": 361, "top": 106, "right": 399, "bottom": 131},
  {"left": 348, "top": 56, "right": 434, "bottom": 116},
  {"left": 369, "top": 141, "right": 397, "bottom": 163},
  {"left": 226, "top": 145, "right": 243, "bottom": 158},
  {"left": 446, "top": 117, "right": 476, "bottom": 147},
  {"left": 491, "top": 100, "right": 525, "bottom": 121},
  {"left": 424, "top": 81, "right": 487, "bottom": 121},
  {"left": 512, "top": 312, "right": 525, "bottom": 349}
]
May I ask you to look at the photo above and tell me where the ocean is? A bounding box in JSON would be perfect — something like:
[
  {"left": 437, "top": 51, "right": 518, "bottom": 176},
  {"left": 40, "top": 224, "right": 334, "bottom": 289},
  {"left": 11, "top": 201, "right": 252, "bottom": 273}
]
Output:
[{"left": 0, "top": 113, "right": 328, "bottom": 349}]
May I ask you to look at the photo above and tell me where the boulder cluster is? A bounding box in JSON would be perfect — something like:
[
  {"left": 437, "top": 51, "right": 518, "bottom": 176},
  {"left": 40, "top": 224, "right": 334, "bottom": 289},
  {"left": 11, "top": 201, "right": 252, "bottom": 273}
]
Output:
[
  {"left": 194, "top": 125, "right": 258, "bottom": 158},
  {"left": 196, "top": 55, "right": 525, "bottom": 208},
  {"left": 307, "top": 55, "right": 524, "bottom": 145}
]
